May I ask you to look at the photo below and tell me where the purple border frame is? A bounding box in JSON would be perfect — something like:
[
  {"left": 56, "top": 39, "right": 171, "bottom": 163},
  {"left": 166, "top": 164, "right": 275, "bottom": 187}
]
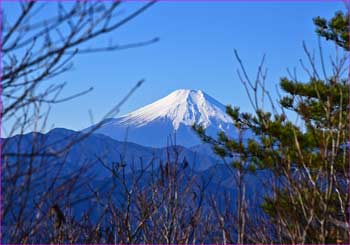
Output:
[{"left": 0, "top": 0, "right": 348, "bottom": 245}]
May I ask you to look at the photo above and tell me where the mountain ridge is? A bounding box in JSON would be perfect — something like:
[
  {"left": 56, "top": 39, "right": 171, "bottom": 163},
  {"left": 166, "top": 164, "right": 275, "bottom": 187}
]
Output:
[{"left": 2, "top": 128, "right": 220, "bottom": 176}]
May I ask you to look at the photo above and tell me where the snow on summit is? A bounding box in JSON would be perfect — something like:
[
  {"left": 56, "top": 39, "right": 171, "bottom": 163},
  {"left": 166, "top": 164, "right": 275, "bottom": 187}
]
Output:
[
  {"left": 85, "top": 89, "right": 236, "bottom": 147},
  {"left": 118, "top": 89, "right": 233, "bottom": 129}
]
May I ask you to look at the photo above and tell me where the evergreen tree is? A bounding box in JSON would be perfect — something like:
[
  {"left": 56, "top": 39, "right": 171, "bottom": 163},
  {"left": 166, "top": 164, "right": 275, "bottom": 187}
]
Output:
[
  {"left": 194, "top": 10, "right": 349, "bottom": 243},
  {"left": 314, "top": 11, "right": 349, "bottom": 50}
]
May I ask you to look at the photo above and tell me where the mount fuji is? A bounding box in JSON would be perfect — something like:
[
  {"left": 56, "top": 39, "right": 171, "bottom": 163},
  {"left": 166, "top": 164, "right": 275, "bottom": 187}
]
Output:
[{"left": 85, "top": 89, "right": 237, "bottom": 147}]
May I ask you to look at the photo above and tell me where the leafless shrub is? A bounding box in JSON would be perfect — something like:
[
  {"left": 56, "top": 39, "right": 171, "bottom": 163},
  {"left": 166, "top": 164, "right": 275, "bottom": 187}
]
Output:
[{"left": 1, "top": 1, "right": 156, "bottom": 243}]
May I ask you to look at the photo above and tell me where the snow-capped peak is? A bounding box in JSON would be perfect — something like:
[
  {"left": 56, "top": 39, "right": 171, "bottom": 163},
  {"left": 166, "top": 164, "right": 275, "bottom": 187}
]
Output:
[
  {"left": 85, "top": 89, "right": 237, "bottom": 147},
  {"left": 117, "top": 89, "right": 232, "bottom": 129}
]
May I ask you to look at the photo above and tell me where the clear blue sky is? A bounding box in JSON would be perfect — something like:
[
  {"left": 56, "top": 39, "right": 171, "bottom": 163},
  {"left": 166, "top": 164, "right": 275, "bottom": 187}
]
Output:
[{"left": 4, "top": 1, "right": 345, "bottom": 132}]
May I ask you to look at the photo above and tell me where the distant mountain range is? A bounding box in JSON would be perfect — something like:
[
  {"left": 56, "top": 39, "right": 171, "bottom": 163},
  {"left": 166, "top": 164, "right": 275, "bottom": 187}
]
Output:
[
  {"left": 2, "top": 128, "right": 220, "bottom": 176},
  {"left": 3, "top": 126, "right": 270, "bottom": 203},
  {"left": 3, "top": 127, "right": 269, "bottom": 200},
  {"left": 85, "top": 89, "right": 238, "bottom": 147}
]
